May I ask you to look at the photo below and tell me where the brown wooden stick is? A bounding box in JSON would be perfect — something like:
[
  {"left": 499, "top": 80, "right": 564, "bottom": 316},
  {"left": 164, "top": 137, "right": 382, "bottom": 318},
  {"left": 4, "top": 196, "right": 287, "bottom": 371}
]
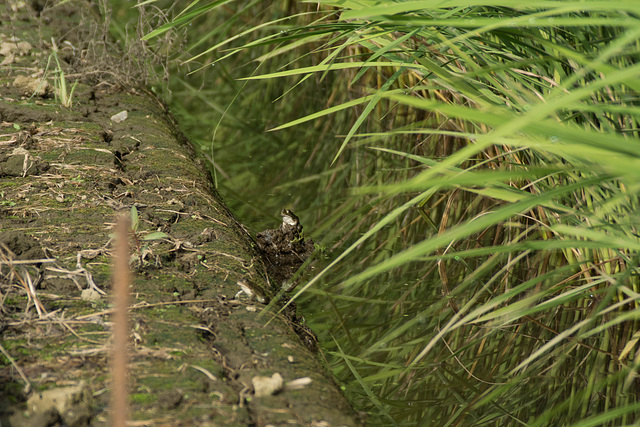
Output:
[{"left": 111, "top": 214, "right": 130, "bottom": 427}]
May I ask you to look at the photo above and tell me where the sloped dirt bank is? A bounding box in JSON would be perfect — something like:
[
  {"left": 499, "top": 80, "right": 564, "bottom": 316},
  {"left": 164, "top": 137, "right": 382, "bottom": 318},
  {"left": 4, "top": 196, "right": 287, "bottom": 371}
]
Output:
[{"left": 0, "top": 2, "right": 361, "bottom": 426}]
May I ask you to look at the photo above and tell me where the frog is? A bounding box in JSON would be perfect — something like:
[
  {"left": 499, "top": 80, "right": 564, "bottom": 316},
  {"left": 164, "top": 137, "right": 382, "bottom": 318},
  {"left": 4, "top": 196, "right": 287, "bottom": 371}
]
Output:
[
  {"left": 280, "top": 208, "right": 303, "bottom": 234},
  {"left": 255, "top": 208, "right": 314, "bottom": 287}
]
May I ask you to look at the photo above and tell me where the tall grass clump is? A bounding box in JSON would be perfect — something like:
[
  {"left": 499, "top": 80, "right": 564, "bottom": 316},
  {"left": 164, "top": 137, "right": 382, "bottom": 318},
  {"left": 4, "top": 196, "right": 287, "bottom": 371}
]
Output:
[{"left": 140, "top": 0, "right": 640, "bottom": 425}]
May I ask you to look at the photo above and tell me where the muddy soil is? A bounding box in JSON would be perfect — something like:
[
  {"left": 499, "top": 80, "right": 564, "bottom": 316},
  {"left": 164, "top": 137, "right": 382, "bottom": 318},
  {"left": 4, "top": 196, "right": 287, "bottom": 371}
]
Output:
[{"left": 0, "top": 2, "right": 360, "bottom": 426}]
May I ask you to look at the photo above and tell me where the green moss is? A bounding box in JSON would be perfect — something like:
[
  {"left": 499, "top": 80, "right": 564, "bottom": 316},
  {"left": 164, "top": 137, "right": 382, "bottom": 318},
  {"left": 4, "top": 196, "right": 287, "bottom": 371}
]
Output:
[{"left": 130, "top": 392, "right": 158, "bottom": 404}]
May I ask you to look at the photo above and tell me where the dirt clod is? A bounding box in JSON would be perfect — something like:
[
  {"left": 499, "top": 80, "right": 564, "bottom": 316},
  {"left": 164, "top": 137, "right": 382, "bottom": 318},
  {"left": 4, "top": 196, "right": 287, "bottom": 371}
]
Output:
[
  {"left": 8, "top": 382, "right": 93, "bottom": 427},
  {"left": 0, "top": 150, "right": 49, "bottom": 177},
  {"left": 0, "top": 230, "right": 45, "bottom": 260},
  {"left": 13, "top": 75, "right": 50, "bottom": 97}
]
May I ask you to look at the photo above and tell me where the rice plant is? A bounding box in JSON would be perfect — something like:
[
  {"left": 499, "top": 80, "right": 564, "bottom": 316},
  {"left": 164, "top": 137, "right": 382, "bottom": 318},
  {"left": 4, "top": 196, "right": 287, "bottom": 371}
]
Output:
[{"left": 138, "top": 0, "right": 640, "bottom": 424}]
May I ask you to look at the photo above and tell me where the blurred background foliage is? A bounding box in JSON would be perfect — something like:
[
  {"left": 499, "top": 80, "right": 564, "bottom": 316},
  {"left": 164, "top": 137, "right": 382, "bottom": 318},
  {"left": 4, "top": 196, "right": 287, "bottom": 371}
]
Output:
[{"left": 109, "top": 1, "right": 640, "bottom": 425}]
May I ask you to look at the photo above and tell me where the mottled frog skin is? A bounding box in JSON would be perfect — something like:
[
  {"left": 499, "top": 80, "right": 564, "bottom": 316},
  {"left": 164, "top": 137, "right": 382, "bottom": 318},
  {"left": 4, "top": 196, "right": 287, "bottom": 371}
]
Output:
[{"left": 255, "top": 209, "right": 314, "bottom": 285}]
